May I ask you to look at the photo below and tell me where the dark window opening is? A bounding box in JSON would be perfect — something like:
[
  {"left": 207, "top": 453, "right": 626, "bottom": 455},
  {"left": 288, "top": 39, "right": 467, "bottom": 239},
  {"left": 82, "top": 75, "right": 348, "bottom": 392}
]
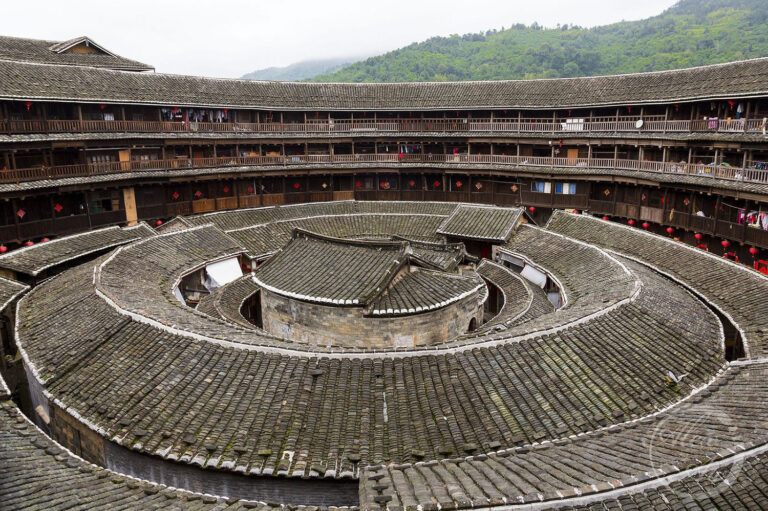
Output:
[{"left": 241, "top": 291, "right": 262, "bottom": 328}]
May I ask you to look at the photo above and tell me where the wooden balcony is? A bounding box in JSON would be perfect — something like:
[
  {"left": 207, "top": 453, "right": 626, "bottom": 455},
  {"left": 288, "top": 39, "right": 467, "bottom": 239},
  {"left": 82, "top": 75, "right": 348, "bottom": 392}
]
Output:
[
  {"left": 1, "top": 115, "right": 764, "bottom": 136},
  {"left": 3, "top": 154, "right": 767, "bottom": 187}
]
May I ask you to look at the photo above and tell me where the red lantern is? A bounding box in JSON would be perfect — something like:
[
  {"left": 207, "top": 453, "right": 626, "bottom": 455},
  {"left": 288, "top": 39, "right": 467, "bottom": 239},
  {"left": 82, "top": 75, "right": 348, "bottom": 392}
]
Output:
[
  {"left": 694, "top": 233, "right": 703, "bottom": 241},
  {"left": 456, "top": 181, "right": 463, "bottom": 188},
  {"left": 223, "top": 187, "right": 229, "bottom": 193},
  {"left": 356, "top": 181, "right": 362, "bottom": 188},
  {"left": 172, "top": 192, "right": 180, "bottom": 200},
  {"left": 24, "top": 101, "right": 33, "bottom": 111},
  {"left": 573, "top": 210, "right": 579, "bottom": 214},
  {"left": 293, "top": 183, "right": 300, "bottom": 190},
  {"left": 529, "top": 207, "right": 535, "bottom": 213},
  {"left": 750, "top": 247, "right": 759, "bottom": 256},
  {"left": 666, "top": 227, "right": 674, "bottom": 235},
  {"left": 155, "top": 220, "right": 163, "bottom": 227},
  {"left": 0, "top": 246, "right": 7, "bottom": 254},
  {"left": 433, "top": 180, "right": 440, "bottom": 188},
  {"left": 721, "top": 240, "right": 731, "bottom": 249},
  {"left": 408, "top": 180, "right": 416, "bottom": 187},
  {"left": 642, "top": 222, "right": 650, "bottom": 229},
  {"left": 53, "top": 203, "right": 63, "bottom": 213},
  {"left": 602, "top": 216, "right": 610, "bottom": 221},
  {"left": 100, "top": 104, "right": 107, "bottom": 110},
  {"left": 24, "top": 241, "right": 33, "bottom": 247},
  {"left": 628, "top": 220, "right": 635, "bottom": 226},
  {"left": 194, "top": 190, "right": 202, "bottom": 198},
  {"left": 247, "top": 187, "right": 254, "bottom": 193},
  {"left": 40, "top": 237, "right": 50, "bottom": 243}
]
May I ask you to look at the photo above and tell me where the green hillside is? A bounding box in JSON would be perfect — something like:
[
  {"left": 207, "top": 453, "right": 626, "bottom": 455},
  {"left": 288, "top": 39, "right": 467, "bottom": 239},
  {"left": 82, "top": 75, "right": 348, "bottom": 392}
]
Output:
[{"left": 311, "top": 0, "right": 768, "bottom": 82}]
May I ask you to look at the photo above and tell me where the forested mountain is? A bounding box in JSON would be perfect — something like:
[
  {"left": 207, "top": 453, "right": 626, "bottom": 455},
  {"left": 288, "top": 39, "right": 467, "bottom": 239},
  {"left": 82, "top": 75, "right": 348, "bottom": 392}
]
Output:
[
  {"left": 310, "top": 0, "right": 768, "bottom": 82},
  {"left": 242, "top": 57, "right": 362, "bottom": 81}
]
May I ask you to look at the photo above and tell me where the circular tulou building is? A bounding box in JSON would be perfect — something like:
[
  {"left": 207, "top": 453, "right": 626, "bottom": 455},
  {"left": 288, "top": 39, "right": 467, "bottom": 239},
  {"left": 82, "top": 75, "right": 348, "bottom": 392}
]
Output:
[{"left": 0, "top": 35, "right": 768, "bottom": 511}]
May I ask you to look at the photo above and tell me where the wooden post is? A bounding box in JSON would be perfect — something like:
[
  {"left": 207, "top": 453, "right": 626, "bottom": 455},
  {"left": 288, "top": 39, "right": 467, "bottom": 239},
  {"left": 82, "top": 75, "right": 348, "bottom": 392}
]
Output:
[
  {"left": 122, "top": 187, "right": 138, "bottom": 226},
  {"left": 11, "top": 198, "right": 21, "bottom": 242},
  {"left": 713, "top": 196, "right": 722, "bottom": 235}
]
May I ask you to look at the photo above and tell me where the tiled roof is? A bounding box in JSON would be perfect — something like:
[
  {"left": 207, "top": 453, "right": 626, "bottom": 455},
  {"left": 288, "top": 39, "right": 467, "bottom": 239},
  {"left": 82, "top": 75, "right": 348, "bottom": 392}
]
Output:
[
  {"left": 0, "top": 395, "right": 352, "bottom": 510},
  {"left": 0, "top": 35, "right": 153, "bottom": 71},
  {"left": 359, "top": 362, "right": 768, "bottom": 510},
  {"left": 254, "top": 230, "right": 409, "bottom": 306},
  {"left": 8, "top": 200, "right": 768, "bottom": 508},
  {"left": 185, "top": 201, "right": 456, "bottom": 232},
  {"left": 393, "top": 237, "right": 470, "bottom": 272},
  {"left": 0, "top": 275, "right": 28, "bottom": 314},
  {"left": 227, "top": 214, "right": 448, "bottom": 259},
  {"left": 475, "top": 260, "right": 553, "bottom": 330},
  {"left": 197, "top": 274, "right": 261, "bottom": 329},
  {"left": 546, "top": 211, "right": 768, "bottom": 359},
  {"left": 0, "top": 223, "right": 155, "bottom": 276},
  {"left": 369, "top": 269, "right": 485, "bottom": 316},
  {"left": 16, "top": 218, "right": 725, "bottom": 480},
  {"left": 2, "top": 57, "right": 768, "bottom": 109},
  {"left": 0, "top": 402, "right": 235, "bottom": 509},
  {"left": 155, "top": 215, "right": 193, "bottom": 233},
  {"left": 437, "top": 205, "right": 522, "bottom": 242}
]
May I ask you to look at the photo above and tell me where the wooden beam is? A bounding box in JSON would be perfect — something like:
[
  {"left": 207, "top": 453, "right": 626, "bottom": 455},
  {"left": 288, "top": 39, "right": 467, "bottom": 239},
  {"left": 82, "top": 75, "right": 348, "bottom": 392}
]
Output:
[{"left": 122, "top": 187, "right": 138, "bottom": 226}]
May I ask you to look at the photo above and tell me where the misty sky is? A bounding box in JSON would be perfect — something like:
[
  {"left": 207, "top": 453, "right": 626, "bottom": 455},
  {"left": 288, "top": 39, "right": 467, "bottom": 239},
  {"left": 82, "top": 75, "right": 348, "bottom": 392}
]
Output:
[{"left": 3, "top": 0, "right": 679, "bottom": 78}]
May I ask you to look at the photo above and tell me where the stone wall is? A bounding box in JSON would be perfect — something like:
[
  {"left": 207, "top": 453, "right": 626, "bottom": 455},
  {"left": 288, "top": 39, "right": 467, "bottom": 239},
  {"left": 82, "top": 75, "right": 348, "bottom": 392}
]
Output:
[
  {"left": 49, "top": 401, "right": 106, "bottom": 466},
  {"left": 261, "top": 289, "right": 484, "bottom": 349}
]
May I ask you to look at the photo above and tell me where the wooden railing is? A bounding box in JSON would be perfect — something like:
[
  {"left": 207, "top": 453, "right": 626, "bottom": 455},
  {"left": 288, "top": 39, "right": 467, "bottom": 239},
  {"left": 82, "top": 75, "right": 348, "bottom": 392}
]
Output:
[
  {"left": 2, "top": 115, "right": 766, "bottom": 135},
  {"left": 4, "top": 153, "right": 768, "bottom": 186}
]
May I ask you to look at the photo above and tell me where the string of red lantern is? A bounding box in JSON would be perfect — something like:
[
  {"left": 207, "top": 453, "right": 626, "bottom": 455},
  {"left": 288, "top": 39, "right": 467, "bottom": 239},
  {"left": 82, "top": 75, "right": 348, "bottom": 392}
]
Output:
[
  {"left": 628, "top": 219, "right": 635, "bottom": 226},
  {"left": 642, "top": 222, "right": 650, "bottom": 229}
]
